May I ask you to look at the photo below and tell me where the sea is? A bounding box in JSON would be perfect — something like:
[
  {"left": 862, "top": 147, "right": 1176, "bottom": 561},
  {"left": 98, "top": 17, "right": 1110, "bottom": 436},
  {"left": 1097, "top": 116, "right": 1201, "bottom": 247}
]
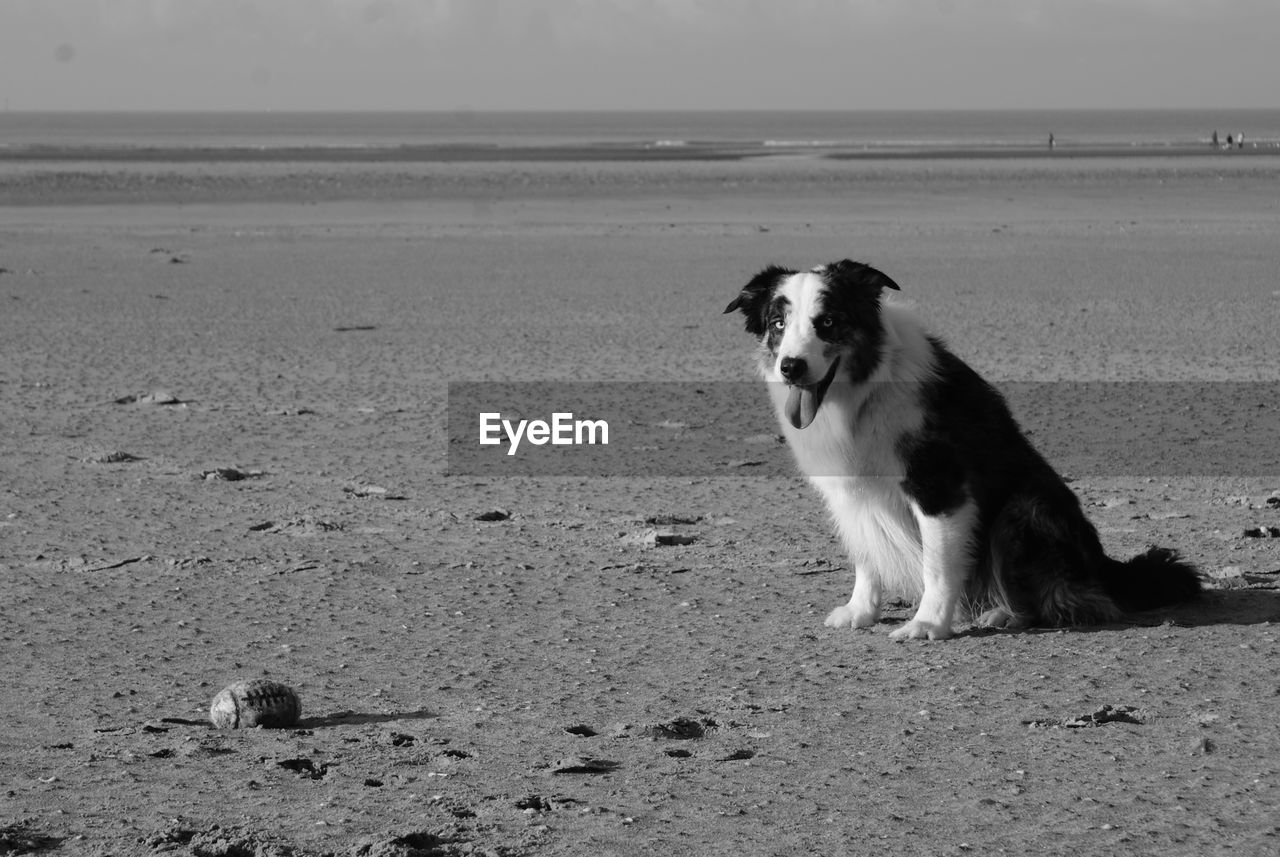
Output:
[{"left": 1, "top": 109, "right": 1278, "bottom": 160}]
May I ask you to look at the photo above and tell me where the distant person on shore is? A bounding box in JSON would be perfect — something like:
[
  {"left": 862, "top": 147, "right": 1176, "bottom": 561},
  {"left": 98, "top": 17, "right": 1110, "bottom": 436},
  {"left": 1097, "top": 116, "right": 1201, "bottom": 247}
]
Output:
[
  {"left": 1238, "top": 132, "right": 1245, "bottom": 149},
  {"left": 1212, "top": 130, "right": 1219, "bottom": 148},
  {"left": 1226, "top": 134, "right": 1234, "bottom": 148},
  {"left": 1048, "top": 133, "right": 1055, "bottom": 151}
]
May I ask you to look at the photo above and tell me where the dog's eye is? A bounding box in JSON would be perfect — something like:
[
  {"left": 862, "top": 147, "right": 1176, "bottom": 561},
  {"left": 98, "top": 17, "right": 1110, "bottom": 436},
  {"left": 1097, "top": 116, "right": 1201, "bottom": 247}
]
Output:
[
  {"left": 769, "top": 317, "right": 785, "bottom": 331},
  {"left": 816, "top": 315, "right": 836, "bottom": 329}
]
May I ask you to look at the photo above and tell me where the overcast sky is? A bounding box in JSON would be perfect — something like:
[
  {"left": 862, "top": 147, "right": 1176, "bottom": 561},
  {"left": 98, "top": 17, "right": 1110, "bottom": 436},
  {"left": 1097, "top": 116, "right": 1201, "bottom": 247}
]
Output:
[{"left": 1, "top": 0, "right": 1275, "bottom": 112}]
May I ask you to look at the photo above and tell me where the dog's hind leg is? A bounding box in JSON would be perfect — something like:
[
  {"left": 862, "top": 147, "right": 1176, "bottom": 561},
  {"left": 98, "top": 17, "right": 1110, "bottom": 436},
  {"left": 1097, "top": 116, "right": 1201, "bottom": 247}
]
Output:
[
  {"left": 890, "top": 500, "right": 977, "bottom": 641},
  {"left": 973, "top": 542, "right": 1032, "bottom": 629},
  {"left": 987, "top": 495, "right": 1121, "bottom": 628},
  {"left": 975, "top": 605, "right": 1030, "bottom": 630}
]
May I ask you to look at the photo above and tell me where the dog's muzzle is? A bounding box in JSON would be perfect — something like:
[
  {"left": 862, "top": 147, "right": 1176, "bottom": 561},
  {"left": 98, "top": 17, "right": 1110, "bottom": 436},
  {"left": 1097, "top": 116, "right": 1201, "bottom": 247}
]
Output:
[{"left": 783, "top": 357, "right": 840, "bottom": 430}]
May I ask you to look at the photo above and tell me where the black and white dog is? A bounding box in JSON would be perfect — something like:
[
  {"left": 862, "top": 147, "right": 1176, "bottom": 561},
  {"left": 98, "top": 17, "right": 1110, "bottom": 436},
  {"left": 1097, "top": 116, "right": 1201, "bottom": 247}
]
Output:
[{"left": 725, "top": 259, "right": 1201, "bottom": 640}]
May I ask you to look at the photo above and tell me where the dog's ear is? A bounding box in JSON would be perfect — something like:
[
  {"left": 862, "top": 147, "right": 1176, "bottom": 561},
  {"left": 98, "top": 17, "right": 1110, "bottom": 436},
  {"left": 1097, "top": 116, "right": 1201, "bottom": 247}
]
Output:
[
  {"left": 724, "top": 265, "right": 794, "bottom": 336},
  {"left": 824, "top": 259, "right": 901, "bottom": 294}
]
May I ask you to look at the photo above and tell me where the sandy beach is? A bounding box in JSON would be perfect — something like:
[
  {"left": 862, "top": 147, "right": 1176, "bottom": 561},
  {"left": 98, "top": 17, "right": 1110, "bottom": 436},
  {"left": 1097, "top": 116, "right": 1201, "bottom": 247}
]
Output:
[{"left": 2, "top": 154, "right": 1279, "bottom": 855}]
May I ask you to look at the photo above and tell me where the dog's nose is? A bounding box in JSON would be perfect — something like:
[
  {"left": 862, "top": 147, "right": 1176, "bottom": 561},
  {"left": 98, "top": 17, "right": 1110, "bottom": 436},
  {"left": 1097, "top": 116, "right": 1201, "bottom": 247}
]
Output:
[{"left": 780, "top": 356, "right": 807, "bottom": 382}]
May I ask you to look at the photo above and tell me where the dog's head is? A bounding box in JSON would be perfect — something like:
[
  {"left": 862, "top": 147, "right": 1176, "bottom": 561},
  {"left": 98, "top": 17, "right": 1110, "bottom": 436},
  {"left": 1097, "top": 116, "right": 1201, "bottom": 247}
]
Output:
[{"left": 724, "top": 259, "right": 900, "bottom": 429}]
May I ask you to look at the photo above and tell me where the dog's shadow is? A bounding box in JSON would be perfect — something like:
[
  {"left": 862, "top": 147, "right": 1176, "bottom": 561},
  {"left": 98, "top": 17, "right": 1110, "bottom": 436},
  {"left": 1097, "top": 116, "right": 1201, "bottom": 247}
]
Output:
[
  {"left": 962, "top": 588, "right": 1280, "bottom": 637},
  {"left": 1140, "top": 588, "right": 1280, "bottom": 628}
]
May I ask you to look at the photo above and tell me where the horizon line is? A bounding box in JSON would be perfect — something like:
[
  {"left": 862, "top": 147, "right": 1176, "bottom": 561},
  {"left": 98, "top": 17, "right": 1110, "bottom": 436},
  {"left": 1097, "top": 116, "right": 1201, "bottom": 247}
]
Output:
[{"left": 3, "top": 106, "right": 1279, "bottom": 115}]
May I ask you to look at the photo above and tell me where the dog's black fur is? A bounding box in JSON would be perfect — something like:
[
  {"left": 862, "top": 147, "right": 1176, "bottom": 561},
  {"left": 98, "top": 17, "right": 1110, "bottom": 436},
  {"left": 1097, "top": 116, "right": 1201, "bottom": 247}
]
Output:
[{"left": 905, "top": 338, "right": 1200, "bottom": 624}]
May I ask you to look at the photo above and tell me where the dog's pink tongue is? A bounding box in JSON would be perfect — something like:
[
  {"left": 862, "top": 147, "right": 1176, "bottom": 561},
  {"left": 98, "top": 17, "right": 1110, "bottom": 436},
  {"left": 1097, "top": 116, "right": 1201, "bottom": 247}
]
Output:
[{"left": 785, "top": 384, "right": 820, "bottom": 430}]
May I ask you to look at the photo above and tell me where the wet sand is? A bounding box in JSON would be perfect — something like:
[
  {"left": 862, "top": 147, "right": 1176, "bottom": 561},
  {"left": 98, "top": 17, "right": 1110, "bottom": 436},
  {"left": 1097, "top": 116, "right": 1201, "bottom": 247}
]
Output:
[{"left": 2, "top": 156, "right": 1279, "bottom": 855}]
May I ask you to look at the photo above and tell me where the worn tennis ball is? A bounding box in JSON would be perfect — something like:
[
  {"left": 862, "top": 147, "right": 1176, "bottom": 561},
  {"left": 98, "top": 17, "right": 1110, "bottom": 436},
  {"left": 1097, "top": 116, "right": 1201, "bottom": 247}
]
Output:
[{"left": 209, "top": 679, "right": 301, "bottom": 729}]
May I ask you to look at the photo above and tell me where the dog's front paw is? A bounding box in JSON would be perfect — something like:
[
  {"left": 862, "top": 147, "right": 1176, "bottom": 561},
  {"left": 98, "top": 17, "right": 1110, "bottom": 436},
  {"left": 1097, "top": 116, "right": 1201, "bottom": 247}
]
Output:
[
  {"left": 889, "top": 619, "right": 953, "bottom": 641},
  {"left": 824, "top": 603, "right": 878, "bottom": 629}
]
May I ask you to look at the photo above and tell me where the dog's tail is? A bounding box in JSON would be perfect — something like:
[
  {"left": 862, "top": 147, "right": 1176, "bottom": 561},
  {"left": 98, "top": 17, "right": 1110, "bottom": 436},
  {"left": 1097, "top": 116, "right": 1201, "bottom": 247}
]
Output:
[{"left": 1102, "top": 547, "right": 1203, "bottom": 613}]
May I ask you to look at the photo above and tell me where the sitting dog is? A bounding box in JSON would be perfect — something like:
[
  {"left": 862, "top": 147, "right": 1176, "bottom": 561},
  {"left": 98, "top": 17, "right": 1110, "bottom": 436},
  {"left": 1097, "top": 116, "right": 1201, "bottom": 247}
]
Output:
[{"left": 725, "top": 259, "right": 1201, "bottom": 640}]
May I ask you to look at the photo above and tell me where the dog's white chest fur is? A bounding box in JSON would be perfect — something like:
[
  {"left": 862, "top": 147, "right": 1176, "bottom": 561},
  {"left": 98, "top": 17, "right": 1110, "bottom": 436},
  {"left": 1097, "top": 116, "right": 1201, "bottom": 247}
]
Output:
[
  {"left": 765, "top": 302, "right": 936, "bottom": 602},
  {"left": 770, "top": 373, "right": 929, "bottom": 604},
  {"left": 812, "top": 475, "right": 925, "bottom": 603}
]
